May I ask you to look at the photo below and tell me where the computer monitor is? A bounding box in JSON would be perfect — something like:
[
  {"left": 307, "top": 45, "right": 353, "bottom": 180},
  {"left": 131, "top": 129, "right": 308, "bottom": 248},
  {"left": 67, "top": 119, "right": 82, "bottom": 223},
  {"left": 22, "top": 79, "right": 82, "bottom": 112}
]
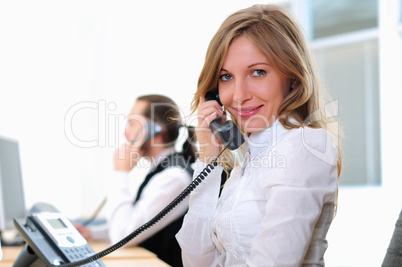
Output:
[{"left": 0, "top": 135, "right": 27, "bottom": 231}]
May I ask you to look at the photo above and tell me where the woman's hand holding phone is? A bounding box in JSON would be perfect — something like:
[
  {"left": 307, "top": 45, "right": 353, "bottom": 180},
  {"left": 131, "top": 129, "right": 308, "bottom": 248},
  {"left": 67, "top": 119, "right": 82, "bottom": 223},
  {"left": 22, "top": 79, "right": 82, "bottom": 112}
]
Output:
[{"left": 196, "top": 96, "right": 225, "bottom": 163}]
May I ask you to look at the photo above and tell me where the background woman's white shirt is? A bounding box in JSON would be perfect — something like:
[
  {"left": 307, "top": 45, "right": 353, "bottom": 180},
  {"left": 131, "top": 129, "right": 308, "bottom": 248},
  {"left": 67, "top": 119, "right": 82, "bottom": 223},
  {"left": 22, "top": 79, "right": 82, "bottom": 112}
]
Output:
[{"left": 105, "top": 148, "right": 192, "bottom": 246}]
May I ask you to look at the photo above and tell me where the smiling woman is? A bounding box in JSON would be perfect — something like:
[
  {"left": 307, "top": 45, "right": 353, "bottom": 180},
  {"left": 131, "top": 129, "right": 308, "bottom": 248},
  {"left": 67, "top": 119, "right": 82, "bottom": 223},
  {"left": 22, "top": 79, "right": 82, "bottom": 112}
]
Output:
[
  {"left": 218, "top": 34, "right": 291, "bottom": 131},
  {"left": 176, "top": 4, "right": 342, "bottom": 267}
]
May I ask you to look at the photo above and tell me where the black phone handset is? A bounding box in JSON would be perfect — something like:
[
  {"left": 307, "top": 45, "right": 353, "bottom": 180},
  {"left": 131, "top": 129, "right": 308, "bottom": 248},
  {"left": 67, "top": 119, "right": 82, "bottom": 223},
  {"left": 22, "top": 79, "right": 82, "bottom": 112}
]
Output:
[
  {"left": 15, "top": 90, "right": 244, "bottom": 267},
  {"left": 205, "top": 88, "right": 245, "bottom": 150}
]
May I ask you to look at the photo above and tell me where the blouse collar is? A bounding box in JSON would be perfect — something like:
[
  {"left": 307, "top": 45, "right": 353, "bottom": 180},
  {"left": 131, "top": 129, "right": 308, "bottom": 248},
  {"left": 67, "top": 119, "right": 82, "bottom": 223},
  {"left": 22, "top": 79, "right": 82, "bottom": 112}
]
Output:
[{"left": 244, "top": 118, "right": 297, "bottom": 158}]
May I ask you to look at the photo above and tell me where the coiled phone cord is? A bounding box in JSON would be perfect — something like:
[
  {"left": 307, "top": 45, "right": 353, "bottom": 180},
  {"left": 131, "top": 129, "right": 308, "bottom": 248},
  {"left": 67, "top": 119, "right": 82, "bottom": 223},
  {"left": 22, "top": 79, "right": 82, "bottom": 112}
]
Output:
[{"left": 50, "top": 142, "right": 231, "bottom": 267}]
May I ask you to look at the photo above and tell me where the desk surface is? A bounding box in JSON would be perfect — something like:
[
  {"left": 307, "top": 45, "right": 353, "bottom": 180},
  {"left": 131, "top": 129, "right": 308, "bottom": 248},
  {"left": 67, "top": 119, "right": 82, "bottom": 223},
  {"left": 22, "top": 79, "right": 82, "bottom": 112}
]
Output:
[{"left": 1, "top": 242, "right": 170, "bottom": 267}]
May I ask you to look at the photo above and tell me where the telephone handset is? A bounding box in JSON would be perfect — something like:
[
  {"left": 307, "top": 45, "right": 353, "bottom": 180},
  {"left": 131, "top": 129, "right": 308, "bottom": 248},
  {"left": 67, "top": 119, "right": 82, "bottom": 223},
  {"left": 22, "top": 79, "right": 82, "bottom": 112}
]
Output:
[
  {"left": 205, "top": 88, "right": 245, "bottom": 150},
  {"left": 13, "top": 212, "right": 105, "bottom": 267}
]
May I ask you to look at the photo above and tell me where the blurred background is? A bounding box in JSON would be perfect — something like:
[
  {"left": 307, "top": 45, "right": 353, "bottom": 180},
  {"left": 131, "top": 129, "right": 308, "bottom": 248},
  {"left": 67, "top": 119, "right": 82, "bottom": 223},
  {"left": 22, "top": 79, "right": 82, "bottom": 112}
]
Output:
[{"left": 0, "top": 0, "right": 401, "bottom": 266}]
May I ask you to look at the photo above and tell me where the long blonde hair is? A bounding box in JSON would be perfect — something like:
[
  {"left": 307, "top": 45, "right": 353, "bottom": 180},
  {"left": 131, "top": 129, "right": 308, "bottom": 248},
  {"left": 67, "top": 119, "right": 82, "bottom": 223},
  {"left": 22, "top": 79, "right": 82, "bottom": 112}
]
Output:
[{"left": 192, "top": 4, "right": 342, "bottom": 179}]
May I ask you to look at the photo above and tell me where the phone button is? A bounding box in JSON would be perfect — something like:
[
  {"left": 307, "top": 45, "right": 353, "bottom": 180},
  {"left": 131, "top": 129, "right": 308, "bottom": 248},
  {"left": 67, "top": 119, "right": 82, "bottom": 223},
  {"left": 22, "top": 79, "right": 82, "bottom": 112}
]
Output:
[{"left": 66, "top": 236, "right": 75, "bottom": 244}]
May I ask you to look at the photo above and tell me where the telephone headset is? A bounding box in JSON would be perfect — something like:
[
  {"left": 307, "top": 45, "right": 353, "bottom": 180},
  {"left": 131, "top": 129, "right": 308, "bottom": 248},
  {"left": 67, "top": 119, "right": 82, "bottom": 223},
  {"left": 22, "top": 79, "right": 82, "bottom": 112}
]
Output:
[
  {"left": 132, "top": 119, "right": 163, "bottom": 148},
  {"left": 13, "top": 88, "right": 245, "bottom": 267},
  {"left": 143, "top": 120, "right": 162, "bottom": 146}
]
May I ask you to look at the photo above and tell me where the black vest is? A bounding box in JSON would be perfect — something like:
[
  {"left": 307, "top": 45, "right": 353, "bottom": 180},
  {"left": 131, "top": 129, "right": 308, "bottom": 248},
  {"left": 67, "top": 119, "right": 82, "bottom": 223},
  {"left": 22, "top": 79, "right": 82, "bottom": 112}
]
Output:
[{"left": 133, "top": 153, "right": 193, "bottom": 267}]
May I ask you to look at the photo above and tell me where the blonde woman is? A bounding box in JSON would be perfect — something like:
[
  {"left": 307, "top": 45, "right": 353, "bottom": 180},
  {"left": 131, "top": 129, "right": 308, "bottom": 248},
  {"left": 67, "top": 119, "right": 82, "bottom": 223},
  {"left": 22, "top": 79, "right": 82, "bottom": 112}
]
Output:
[{"left": 176, "top": 4, "right": 342, "bottom": 267}]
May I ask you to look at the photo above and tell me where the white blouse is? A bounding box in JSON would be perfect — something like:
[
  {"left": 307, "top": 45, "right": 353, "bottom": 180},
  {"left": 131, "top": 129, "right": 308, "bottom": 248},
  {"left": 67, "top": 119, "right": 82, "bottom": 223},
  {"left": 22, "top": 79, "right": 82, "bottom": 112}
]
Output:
[
  {"left": 106, "top": 148, "right": 192, "bottom": 246},
  {"left": 176, "top": 120, "right": 338, "bottom": 267}
]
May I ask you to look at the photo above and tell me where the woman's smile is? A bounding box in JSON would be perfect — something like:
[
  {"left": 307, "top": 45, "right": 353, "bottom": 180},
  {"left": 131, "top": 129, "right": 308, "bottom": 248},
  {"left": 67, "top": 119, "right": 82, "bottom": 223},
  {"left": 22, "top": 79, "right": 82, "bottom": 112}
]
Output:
[{"left": 234, "top": 105, "right": 264, "bottom": 118}]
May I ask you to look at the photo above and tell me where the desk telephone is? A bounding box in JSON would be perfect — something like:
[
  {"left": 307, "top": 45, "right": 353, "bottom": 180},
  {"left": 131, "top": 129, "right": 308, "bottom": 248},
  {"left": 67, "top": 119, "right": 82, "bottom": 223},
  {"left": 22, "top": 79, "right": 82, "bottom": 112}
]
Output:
[
  {"left": 13, "top": 88, "right": 244, "bottom": 266},
  {"left": 13, "top": 211, "right": 105, "bottom": 267}
]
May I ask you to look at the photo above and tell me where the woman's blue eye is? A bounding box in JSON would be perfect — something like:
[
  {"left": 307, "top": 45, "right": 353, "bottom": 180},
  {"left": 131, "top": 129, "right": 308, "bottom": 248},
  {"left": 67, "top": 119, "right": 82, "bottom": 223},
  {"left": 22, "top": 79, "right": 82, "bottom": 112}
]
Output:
[
  {"left": 252, "top": 69, "right": 266, "bottom": 76},
  {"left": 220, "top": 74, "right": 233, "bottom": 81}
]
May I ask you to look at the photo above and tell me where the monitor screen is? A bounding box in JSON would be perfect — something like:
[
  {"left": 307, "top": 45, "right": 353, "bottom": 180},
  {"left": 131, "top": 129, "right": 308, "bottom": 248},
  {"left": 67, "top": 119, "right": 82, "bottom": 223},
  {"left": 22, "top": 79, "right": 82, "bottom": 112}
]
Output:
[{"left": 0, "top": 135, "right": 27, "bottom": 230}]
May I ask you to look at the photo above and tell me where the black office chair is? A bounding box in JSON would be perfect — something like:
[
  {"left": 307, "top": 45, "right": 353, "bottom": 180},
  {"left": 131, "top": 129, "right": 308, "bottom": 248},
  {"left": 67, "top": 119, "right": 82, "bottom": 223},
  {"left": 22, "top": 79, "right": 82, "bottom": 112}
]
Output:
[{"left": 382, "top": 209, "right": 402, "bottom": 267}]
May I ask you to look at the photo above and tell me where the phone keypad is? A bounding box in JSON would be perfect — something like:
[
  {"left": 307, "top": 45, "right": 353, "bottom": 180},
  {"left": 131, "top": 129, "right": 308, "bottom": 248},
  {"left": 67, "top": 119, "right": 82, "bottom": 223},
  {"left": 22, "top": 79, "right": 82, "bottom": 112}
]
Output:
[
  {"left": 61, "top": 246, "right": 104, "bottom": 266},
  {"left": 62, "top": 246, "right": 91, "bottom": 260}
]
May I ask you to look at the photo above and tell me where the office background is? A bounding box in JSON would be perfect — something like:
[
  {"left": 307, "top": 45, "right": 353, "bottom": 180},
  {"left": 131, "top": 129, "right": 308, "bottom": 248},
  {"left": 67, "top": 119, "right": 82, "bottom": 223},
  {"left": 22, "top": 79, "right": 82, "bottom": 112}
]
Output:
[{"left": 0, "top": 0, "right": 401, "bottom": 266}]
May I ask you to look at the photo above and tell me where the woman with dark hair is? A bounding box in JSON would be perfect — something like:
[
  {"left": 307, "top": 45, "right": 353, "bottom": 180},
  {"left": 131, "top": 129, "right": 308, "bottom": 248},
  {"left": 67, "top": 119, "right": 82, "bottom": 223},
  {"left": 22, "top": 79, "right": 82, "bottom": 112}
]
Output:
[
  {"left": 176, "top": 4, "right": 342, "bottom": 266},
  {"left": 77, "top": 94, "right": 196, "bottom": 267}
]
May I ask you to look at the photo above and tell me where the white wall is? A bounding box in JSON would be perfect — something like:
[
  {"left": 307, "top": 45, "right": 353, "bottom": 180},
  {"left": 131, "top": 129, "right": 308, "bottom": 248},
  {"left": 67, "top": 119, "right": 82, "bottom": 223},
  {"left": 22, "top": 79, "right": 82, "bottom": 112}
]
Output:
[
  {"left": 0, "top": 0, "right": 269, "bottom": 216},
  {"left": 0, "top": 1, "right": 401, "bottom": 266}
]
